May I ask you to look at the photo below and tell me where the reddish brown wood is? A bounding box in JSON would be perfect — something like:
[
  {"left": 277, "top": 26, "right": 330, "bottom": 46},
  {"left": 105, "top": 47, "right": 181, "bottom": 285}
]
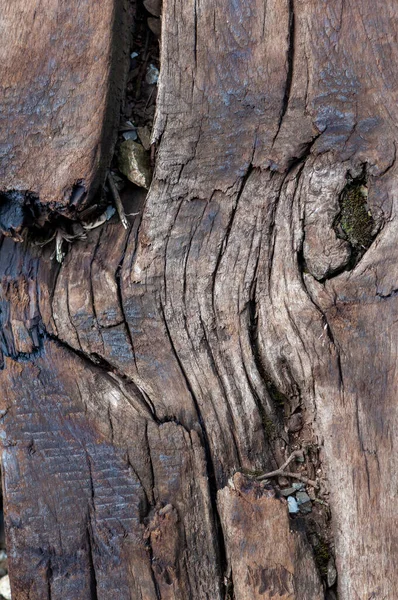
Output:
[
  {"left": 218, "top": 473, "right": 323, "bottom": 599},
  {"left": 0, "top": 0, "right": 128, "bottom": 214}
]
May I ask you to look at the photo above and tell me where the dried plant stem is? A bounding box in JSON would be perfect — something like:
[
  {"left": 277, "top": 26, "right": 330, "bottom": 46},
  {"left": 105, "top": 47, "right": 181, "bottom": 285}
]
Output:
[
  {"left": 108, "top": 171, "right": 128, "bottom": 229},
  {"left": 256, "top": 450, "right": 319, "bottom": 488}
]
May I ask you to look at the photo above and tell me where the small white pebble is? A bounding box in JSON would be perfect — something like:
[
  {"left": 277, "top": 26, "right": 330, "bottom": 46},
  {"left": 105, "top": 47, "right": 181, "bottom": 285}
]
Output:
[
  {"left": 146, "top": 64, "right": 159, "bottom": 85},
  {"left": 287, "top": 496, "right": 299, "bottom": 514},
  {"left": 0, "top": 574, "right": 11, "bottom": 600}
]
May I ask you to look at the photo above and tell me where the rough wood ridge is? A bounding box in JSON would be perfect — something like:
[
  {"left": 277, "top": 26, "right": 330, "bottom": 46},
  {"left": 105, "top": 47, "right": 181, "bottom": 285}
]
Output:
[{"left": 1, "top": 0, "right": 398, "bottom": 599}]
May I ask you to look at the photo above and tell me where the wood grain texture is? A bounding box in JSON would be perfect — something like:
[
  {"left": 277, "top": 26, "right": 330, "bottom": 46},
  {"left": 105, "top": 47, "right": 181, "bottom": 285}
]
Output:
[
  {"left": 1, "top": 0, "right": 398, "bottom": 598},
  {"left": 0, "top": 0, "right": 129, "bottom": 212},
  {"left": 218, "top": 473, "right": 323, "bottom": 600}
]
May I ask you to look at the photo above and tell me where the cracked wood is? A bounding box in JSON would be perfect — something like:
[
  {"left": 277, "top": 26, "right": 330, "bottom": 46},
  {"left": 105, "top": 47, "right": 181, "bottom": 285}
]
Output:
[{"left": 1, "top": 0, "right": 398, "bottom": 599}]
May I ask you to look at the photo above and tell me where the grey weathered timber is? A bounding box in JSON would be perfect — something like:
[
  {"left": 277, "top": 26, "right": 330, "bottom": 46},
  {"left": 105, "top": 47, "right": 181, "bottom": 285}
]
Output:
[{"left": 1, "top": 0, "right": 398, "bottom": 599}]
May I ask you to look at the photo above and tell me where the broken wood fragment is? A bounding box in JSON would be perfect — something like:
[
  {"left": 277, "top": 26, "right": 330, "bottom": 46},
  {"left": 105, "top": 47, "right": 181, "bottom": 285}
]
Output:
[
  {"left": 0, "top": 0, "right": 129, "bottom": 215},
  {"left": 218, "top": 473, "right": 324, "bottom": 600}
]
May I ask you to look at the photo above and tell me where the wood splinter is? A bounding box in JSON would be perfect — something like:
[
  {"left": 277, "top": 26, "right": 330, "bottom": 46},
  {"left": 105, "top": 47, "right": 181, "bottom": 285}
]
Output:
[{"left": 255, "top": 450, "right": 319, "bottom": 488}]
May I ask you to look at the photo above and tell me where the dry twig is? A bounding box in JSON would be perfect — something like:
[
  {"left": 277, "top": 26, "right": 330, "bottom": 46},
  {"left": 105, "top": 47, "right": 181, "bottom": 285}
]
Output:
[
  {"left": 108, "top": 171, "right": 128, "bottom": 229},
  {"left": 255, "top": 450, "right": 319, "bottom": 488}
]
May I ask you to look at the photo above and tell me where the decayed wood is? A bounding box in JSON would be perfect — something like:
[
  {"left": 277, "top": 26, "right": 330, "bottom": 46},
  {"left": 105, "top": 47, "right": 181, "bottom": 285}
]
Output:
[
  {"left": 0, "top": 0, "right": 128, "bottom": 214},
  {"left": 218, "top": 473, "right": 323, "bottom": 599},
  {"left": 1, "top": 0, "right": 398, "bottom": 599}
]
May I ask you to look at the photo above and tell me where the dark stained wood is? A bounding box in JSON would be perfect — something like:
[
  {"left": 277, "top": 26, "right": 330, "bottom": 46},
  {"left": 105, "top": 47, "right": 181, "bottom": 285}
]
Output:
[{"left": 1, "top": 0, "right": 398, "bottom": 599}]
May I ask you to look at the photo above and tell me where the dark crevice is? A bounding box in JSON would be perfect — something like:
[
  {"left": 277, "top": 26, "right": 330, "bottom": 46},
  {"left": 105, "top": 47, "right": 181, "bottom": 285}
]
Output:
[
  {"left": 197, "top": 314, "right": 241, "bottom": 465},
  {"left": 0, "top": 327, "right": 46, "bottom": 367},
  {"left": 272, "top": 0, "right": 295, "bottom": 144},
  {"left": 284, "top": 133, "right": 321, "bottom": 174},
  {"left": 46, "top": 559, "right": 53, "bottom": 600},
  {"left": 142, "top": 429, "right": 163, "bottom": 600},
  {"left": 158, "top": 299, "right": 227, "bottom": 600},
  {"left": 143, "top": 421, "right": 156, "bottom": 504},
  {"left": 46, "top": 332, "right": 157, "bottom": 422},
  {"left": 211, "top": 165, "right": 255, "bottom": 319},
  {"left": 69, "top": 181, "right": 87, "bottom": 208},
  {"left": 85, "top": 452, "right": 99, "bottom": 600},
  {"left": 224, "top": 568, "right": 234, "bottom": 600},
  {"left": 146, "top": 540, "right": 162, "bottom": 600},
  {"left": 376, "top": 288, "right": 398, "bottom": 299},
  {"left": 0, "top": 190, "right": 45, "bottom": 241},
  {"left": 247, "top": 229, "right": 296, "bottom": 442},
  {"left": 48, "top": 327, "right": 194, "bottom": 434},
  {"left": 114, "top": 224, "right": 139, "bottom": 371},
  {"left": 86, "top": 526, "right": 99, "bottom": 600},
  {"left": 247, "top": 282, "right": 286, "bottom": 445},
  {"left": 94, "top": 0, "right": 132, "bottom": 210}
]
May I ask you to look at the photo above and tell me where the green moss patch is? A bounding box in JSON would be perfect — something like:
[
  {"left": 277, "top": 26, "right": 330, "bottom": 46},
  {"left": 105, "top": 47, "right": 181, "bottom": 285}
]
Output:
[
  {"left": 337, "top": 181, "right": 375, "bottom": 250},
  {"left": 313, "top": 538, "right": 331, "bottom": 578}
]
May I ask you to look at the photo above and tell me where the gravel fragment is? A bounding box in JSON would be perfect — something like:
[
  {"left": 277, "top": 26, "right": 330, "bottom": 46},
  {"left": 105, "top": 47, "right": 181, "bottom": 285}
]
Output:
[
  {"left": 0, "top": 575, "right": 11, "bottom": 600},
  {"left": 292, "top": 482, "right": 305, "bottom": 491},
  {"left": 122, "top": 130, "right": 138, "bottom": 141},
  {"left": 138, "top": 126, "right": 152, "bottom": 151},
  {"left": 296, "top": 491, "right": 311, "bottom": 505},
  {"left": 119, "top": 140, "right": 152, "bottom": 189},
  {"left": 327, "top": 557, "right": 337, "bottom": 587},
  {"left": 146, "top": 64, "right": 159, "bottom": 85},
  {"left": 280, "top": 487, "right": 296, "bottom": 497},
  {"left": 287, "top": 496, "right": 299, "bottom": 514}
]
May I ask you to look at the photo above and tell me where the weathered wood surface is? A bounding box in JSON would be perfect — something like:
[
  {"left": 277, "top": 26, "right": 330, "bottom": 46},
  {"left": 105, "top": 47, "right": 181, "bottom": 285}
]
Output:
[
  {"left": 0, "top": 0, "right": 128, "bottom": 215},
  {"left": 1, "top": 0, "right": 398, "bottom": 599},
  {"left": 218, "top": 474, "right": 323, "bottom": 599}
]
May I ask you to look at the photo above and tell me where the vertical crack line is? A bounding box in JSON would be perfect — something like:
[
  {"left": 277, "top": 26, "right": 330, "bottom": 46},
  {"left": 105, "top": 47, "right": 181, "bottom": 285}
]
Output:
[
  {"left": 193, "top": 0, "right": 198, "bottom": 69},
  {"left": 88, "top": 229, "right": 104, "bottom": 347},
  {"left": 197, "top": 313, "right": 241, "bottom": 466},
  {"left": 65, "top": 279, "right": 84, "bottom": 353},
  {"left": 144, "top": 421, "right": 155, "bottom": 504},
  {"left": 46, "top": 558, "right": 53, "bottom": 600},
  {"left": 158, "top": 298, "right": 227, "bottom": 596},
  {"left": 293, "top": 159, "right": 346, "bottom": 407},
  {"left": 353, "top": 391, "right": 371, "bottom": 497},
  {"left": 85, "top": 453, "right": 99, "bottom": 600},
  {"left": 211, "top": 165, "right": 254, "bottom": 320},
  {"left": 272, "top": 0, "right": 295, "bottom": 144},
  {"left": 162, "top": 197, "right": 185, "bottom": 305},
  {"left": 87, "top": 525, "right": 99, "bottom": 600},
  {"left": 147, "top": 539, "right": 162, "bottom": 600},
  {"left": 115, "top": 226, "right": 138, "bottom": 371},
  {"left": 246, "top": 245, "right": 284, "bottom": 450}
]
